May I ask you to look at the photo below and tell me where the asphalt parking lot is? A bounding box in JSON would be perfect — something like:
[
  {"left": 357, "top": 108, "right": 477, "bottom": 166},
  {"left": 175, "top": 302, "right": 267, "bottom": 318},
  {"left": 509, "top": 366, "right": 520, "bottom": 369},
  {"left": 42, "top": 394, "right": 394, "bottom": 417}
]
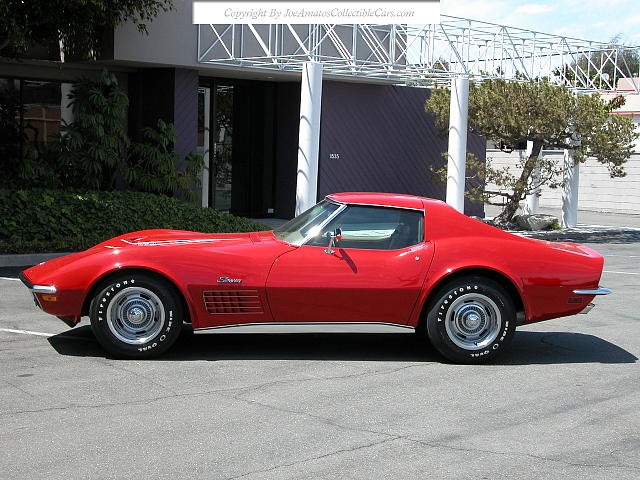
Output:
[{"left": 1, "top": 240, "right": 639, "bottom": 480}]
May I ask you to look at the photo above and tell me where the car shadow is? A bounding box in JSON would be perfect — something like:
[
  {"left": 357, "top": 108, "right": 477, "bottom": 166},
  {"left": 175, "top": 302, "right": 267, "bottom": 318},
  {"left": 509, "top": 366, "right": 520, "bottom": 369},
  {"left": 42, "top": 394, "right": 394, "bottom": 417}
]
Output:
[
  {"left": 48, "top": 326, "right": 637, "bottom": 365},
  {"left": 496, "top": 331, "right": 637, "bottom": 365}
]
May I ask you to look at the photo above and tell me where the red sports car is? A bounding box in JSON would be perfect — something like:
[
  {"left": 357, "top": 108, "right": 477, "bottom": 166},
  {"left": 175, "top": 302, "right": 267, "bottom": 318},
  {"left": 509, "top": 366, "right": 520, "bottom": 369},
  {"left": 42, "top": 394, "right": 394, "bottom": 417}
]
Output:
[{"left": 20, "top": 192, "right": 610, "bottom": 363}]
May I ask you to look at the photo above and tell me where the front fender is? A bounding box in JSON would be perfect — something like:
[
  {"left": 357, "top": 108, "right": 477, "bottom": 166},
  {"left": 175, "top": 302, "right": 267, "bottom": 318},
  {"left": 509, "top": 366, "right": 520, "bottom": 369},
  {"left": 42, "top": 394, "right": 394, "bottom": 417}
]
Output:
[{"left": 22, "top": 247, "right": 198, "bottom": 324}]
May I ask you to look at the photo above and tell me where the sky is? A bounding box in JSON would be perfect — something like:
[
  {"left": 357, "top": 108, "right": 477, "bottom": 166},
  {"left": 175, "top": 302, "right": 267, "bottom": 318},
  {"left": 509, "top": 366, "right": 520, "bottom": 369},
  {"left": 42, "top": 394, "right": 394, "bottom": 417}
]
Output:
[{"left": 439, "top": 0, "right": 640, "bottom": 44}]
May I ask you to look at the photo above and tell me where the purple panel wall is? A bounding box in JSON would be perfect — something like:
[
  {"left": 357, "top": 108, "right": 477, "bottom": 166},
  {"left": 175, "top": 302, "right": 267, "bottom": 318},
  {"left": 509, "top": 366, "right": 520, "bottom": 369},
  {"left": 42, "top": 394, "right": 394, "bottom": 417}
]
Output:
[
  {"left": 128, "top": 68, "right": 198, "bottom": 163},
  {"left": 317, "top": 82, "right": 485, "bottom": 217},
  {"left": 173, "top": 69, "right": 199, "bottom": 163}
]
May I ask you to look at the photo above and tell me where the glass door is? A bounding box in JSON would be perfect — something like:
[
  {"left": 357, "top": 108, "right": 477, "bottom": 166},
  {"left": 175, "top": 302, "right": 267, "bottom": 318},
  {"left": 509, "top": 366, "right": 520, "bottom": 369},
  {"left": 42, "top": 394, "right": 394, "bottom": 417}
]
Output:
[
  {"left": 197, "top": 86, "right": 210, "bottom": 207},
  {"left": 198, "top": 82, "right": 234, "bottom": 212},
  {"left": 212, "top": 84, "right": 234, "bottom": 212}
]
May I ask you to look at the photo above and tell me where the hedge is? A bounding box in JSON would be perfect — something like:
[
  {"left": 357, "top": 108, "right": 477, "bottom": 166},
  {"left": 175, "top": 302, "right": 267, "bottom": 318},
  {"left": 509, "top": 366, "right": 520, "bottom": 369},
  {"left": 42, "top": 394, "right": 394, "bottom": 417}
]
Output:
[{"left": 0, "top": 189, "right": 270, "bottom": 254}]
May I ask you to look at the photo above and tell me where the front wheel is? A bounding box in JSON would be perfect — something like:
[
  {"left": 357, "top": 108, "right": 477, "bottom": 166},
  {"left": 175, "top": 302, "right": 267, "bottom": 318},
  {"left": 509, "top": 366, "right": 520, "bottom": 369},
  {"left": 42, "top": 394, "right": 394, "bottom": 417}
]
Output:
[
  {"left": 89, "top": 273, "right": 184, "bottom": 358},
  {"left": 425, "top": 277, "right": 516, "bottom": 364}
]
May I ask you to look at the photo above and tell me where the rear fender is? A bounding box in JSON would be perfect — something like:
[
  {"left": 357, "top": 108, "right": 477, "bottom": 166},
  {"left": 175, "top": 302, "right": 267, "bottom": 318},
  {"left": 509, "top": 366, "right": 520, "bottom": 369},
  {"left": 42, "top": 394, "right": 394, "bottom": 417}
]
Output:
[{"left": 410, "top": 263, "right": 527, "bottom": 328}]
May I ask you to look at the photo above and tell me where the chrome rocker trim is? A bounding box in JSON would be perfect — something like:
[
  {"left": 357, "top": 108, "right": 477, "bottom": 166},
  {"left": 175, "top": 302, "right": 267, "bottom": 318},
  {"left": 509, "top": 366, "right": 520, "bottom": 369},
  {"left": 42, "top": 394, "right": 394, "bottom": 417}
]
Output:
[
  {"left": 572, "top": 287, "right": 612, "bottom": 295},
  {"left": 194, "top": 321, "right": 416, "bottom": 333}
]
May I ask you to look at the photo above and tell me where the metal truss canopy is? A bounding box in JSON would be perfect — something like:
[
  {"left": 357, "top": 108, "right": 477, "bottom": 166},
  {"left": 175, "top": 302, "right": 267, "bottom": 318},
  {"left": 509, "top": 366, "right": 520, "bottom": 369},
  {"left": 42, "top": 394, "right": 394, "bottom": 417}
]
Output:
[{"left": 197, "top": 17, "right": 640, "bottom": 93}]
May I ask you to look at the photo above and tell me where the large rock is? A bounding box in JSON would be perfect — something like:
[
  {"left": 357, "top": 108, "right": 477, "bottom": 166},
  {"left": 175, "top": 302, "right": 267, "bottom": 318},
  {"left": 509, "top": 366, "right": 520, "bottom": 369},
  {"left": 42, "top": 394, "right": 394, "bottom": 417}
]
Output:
[{"left": 513, "top": 214, "right": 558, "bottom": 231}]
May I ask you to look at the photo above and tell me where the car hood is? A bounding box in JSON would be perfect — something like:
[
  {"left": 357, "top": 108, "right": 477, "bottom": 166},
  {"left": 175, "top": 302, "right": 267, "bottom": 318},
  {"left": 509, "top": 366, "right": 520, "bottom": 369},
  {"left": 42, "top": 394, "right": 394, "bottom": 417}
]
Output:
[
  {"left": 22, "top": 229, "right": 287, "bottom": 289},
  {"left": 98, "top": 230, "right": 256, "bottom": 249}
]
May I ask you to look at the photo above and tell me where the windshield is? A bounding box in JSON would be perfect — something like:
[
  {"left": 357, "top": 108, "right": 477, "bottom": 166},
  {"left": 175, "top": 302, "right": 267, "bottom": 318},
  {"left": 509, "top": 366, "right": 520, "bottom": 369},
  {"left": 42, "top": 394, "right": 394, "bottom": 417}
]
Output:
[{"left": 274, "top": 200, "right": 341, "bottom": 245}]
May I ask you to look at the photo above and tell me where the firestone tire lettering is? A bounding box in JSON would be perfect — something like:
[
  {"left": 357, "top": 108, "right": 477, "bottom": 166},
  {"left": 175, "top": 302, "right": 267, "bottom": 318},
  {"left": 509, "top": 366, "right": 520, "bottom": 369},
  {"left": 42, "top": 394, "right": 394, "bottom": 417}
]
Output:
[
  {"left": 89, "top": 274, "right": 184, "bottom": 359},
  {"left": 424, "top": 276, "right": 517, "bottom": 364}
]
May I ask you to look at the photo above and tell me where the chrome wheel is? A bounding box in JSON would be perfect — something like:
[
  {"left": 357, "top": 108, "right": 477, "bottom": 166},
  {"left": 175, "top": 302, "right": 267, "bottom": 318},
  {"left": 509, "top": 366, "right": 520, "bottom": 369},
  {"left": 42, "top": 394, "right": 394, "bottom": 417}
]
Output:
[
  {"left": 444, "top": 293, "right": 502, "bottom": 350},
  {"left": 105, "top": 287, "right": 165, "bottom": 345}
]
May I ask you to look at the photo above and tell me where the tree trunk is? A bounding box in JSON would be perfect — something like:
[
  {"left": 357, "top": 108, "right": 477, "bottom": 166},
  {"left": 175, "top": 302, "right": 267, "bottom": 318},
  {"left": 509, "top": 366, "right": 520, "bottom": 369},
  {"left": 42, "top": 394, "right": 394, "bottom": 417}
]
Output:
[{"left": 495, "top": 140, "right": 543, "bottom": 224}]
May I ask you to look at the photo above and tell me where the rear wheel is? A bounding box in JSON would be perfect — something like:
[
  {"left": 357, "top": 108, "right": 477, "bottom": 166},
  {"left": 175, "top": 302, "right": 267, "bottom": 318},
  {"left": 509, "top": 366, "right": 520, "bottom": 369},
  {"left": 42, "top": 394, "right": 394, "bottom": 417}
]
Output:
[
  {"left": 89, "top": 273, "right": 184, "bottom": 358},
  {"left": 425, "top": 277, "right": 516, "bottom": 364}
]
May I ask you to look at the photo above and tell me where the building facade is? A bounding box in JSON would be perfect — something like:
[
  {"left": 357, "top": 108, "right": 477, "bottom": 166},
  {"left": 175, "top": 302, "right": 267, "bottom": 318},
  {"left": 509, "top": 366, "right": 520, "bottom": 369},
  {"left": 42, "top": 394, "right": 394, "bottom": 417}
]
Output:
[{"left": 0, "top": 0, "right": 485, "bottom": 219}]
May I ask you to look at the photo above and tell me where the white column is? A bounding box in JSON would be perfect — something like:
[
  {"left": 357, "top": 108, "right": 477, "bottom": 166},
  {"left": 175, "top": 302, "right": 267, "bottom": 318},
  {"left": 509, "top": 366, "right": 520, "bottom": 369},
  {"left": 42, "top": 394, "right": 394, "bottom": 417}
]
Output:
[
  {"left": 446, "top": 76, "right": 469, "bottom": 213},
  {"left": 523, "top": 141, "right": 542, "bottom": 215},
  {"left": 295, "top": 62, "right": 323, "bottom": 216},
  {"left": 561, "top": 149, "right": 579, "bottom": 228},
  {"left": 60, "top": 83, "right": 74, "bottom": 126}
]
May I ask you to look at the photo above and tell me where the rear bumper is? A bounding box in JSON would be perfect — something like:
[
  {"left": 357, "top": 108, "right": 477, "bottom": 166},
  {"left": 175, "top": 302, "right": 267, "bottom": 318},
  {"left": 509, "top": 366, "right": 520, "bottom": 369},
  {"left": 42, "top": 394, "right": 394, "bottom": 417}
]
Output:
[
  {"left": 572, "top": 287, "right": 612, "bottom": 296},
  {"left": 573, "top": 286, "right": 611, "bottom": 315}
]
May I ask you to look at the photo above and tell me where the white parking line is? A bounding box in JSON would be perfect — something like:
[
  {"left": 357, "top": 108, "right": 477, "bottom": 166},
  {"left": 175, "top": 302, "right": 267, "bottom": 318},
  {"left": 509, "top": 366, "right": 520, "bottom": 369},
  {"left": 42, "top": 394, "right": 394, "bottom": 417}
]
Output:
[
  {"left": 0, "top": 277, "right": 21, "bottom": 281},
  {"left": 0, "top": 328, "right": 54, "bottom": 337},
  {"left": 603, "top": 270, "right": 640, "bottom": 276}
]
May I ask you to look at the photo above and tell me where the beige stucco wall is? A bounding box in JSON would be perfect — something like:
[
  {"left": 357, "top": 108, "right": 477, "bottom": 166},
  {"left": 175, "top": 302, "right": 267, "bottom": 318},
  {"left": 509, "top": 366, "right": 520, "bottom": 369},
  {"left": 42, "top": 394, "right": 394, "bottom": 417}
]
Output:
[{"left": 486, "top": 150, "right": 640, "bottom": 215}]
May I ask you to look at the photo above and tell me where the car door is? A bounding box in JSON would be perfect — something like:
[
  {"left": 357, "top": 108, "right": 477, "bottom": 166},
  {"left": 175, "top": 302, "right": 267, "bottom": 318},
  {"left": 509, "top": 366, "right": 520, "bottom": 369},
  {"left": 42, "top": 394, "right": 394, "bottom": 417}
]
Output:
[{"left": 266, "top": 205, "right": 434, "bottom": 325}]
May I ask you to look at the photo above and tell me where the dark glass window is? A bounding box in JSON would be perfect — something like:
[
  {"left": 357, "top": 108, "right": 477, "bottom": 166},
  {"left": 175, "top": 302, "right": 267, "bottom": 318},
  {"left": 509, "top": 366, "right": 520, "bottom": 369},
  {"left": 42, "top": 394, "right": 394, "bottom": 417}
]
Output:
[
  {"left": 21, "top": 80, "right": 62, "bottom": 143},
  {"left": 0, "top": 77, "right": 70, "bottom": 155},
  {"left": 0, "top": 79, "right": 21, "bottom": 160},
  {"left": 306, "top": 206, "right": 424, "bottom": 250}
]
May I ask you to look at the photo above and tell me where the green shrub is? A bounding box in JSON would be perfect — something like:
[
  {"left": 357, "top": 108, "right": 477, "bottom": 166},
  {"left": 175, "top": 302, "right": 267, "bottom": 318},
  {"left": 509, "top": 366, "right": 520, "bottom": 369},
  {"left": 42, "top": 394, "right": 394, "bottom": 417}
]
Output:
[{"left": 0, "top": 189, "right": 269, "bottom": 254}]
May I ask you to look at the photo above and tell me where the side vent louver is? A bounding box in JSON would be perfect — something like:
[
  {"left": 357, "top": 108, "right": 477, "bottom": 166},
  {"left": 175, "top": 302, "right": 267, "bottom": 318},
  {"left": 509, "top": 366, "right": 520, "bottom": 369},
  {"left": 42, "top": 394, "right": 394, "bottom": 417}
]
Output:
[{"left": 203, "top": 290, "right": 263, "bottom": 314}]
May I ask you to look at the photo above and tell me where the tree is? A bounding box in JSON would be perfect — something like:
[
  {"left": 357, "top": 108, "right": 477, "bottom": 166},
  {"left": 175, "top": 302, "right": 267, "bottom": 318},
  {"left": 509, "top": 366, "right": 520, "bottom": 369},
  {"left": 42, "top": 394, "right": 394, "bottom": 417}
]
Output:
[
  {"left": 425, "top": 79, "right": 638, "bottom": 223},
  {"left": 60, "top": 71, "right": 203, "bottom": 198},
  {"left": 59, "top": 70, "right": 130, "bottom": 189},
  {"left": 0, "top": 0, "right": 173, "bottom": 59}
]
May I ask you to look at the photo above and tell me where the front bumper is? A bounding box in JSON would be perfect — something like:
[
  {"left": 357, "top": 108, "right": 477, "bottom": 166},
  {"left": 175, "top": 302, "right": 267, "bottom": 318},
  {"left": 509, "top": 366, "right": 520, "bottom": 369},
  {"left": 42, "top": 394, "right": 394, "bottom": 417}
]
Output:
[
  {"left": 19, "top": 272, "right": 80, "bottom": 327},
  {"left": 19, "top": 272, "right": 57, "bottom": 294}
]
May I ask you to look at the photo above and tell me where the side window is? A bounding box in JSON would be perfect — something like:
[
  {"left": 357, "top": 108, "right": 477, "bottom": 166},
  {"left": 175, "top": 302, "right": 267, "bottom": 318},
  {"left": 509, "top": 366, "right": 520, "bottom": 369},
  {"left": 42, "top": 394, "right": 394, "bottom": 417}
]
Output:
[{"left": 306, "top": 206, "right": 423, "bottom": 250}]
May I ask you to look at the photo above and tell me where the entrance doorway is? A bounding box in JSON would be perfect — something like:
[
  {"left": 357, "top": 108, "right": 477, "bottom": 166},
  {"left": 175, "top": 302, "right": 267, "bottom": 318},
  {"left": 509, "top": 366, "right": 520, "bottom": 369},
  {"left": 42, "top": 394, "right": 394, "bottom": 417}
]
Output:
[{"left": 198, "top": 78, "right": 301, "bottom": 219}]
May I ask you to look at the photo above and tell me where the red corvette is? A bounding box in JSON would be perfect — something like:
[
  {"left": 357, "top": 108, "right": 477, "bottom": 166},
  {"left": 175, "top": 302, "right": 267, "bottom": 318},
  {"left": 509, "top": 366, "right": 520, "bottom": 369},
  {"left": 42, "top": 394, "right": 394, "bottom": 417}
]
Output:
[{"left": 20, "top": 192, "right": 610, "bottom": 363}]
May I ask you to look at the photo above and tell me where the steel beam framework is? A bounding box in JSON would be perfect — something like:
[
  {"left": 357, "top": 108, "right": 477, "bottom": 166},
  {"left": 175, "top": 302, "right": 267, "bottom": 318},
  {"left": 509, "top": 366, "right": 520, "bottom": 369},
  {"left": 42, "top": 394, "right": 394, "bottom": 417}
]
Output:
[{"left": 197, "top": 17, "right": 640, "bottom": 93}]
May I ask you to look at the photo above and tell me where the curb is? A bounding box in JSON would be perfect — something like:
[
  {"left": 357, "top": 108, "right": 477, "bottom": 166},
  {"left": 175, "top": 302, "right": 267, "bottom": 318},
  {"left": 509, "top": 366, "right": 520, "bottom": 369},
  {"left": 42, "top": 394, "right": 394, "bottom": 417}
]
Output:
[
  {"left": 512, "top": 226, "right": 640, "bottom": 243},
  {"left": 0, "top": 252, "right": 73, "bottom": 268}
]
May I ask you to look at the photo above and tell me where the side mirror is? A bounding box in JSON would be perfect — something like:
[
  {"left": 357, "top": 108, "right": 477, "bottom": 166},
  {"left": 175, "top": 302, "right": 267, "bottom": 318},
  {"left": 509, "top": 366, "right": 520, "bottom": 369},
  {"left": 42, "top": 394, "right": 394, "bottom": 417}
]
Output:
[{"left": 324, "top": 228, "right": 342, "bottom": 254}]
